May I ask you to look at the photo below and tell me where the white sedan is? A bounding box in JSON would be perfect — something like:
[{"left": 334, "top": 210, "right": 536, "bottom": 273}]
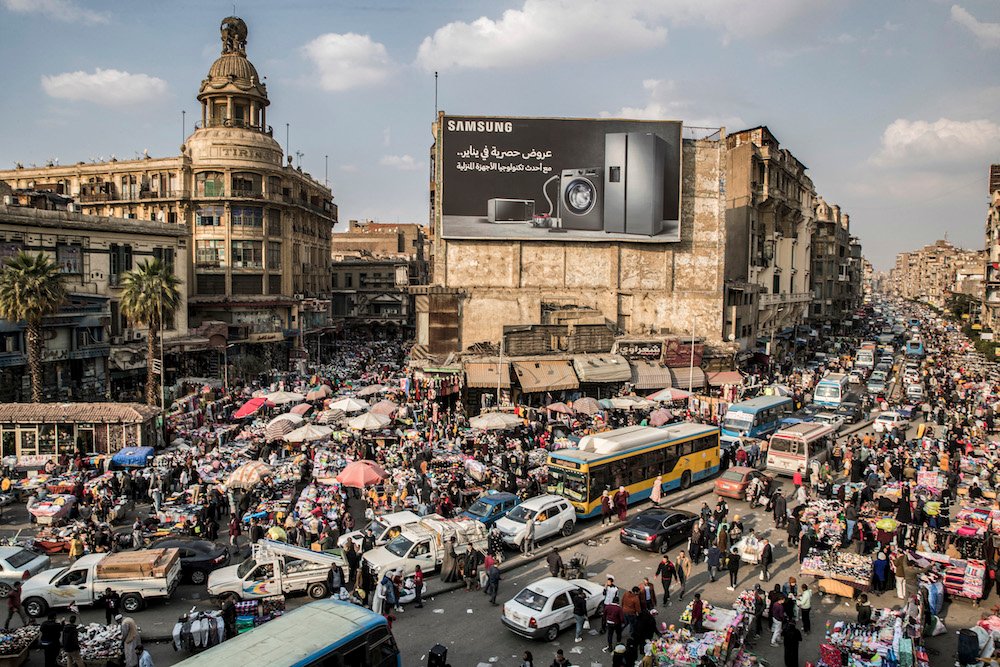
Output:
[
  {"left": 873, "top": 411, "right": 908, "bottom": 433},
  {"left": 502, "top": 577, "right": 604, "bottom": 641}
]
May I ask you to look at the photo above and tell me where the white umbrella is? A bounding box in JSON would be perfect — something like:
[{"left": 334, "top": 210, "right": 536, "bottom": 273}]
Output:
[
  {"left": 283, "top": 423, "right": 334, "bottom": 443},
  {"left": 347, "top": 412, "right": 392, "bottom": 431},
  {"left": 315, "top": 409, "right": 346, "bottom": 425},
  {"left": 356, "top": 384, "right": 388, "bottom": 397},
  {"left": 610, "top": 396, "right": 642, "bottom": 410},
  {"left": 329, "top": 397, "right": 370, "bottom": 413},
  {"left": 265, "top": 390, "right": 306, "bottom": 405},
  {"left": 469, "top": 412, "right": 523, "bottom": 431},
  {"left": 267, "top": 413, "right": 303, "bottom": 428}
]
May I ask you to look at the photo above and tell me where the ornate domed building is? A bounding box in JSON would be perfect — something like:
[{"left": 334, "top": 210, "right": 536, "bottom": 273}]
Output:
[{"left": 0, "top": 17, "right": 337, "bottom": 390}]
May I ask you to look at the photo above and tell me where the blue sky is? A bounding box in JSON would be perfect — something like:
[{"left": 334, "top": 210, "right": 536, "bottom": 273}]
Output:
[{"left": 1, "top": 0, "right": 999, "bottom": 269}]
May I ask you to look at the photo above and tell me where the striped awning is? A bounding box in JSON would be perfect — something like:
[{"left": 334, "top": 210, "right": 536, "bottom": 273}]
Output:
[
  {"left": 464, "top": 361, "right": 511, "bottom": 389},
  {"left": 572, "top": 354, "right": 632, "bottom": 383},
  {"left": 669, "top": 366, "right": 706, "bottom": 391},
  {"left": 707, "top": 371, "right": 744, "bottom": 387},
  {"left": 629, "top": 360, "right": 672, "bottom": 390},
  {"left": 512, "top": 359, "right": 579, "bottom": 393}
]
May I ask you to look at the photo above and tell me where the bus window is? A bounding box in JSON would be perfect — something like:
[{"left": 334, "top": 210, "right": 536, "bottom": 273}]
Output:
[
  {"left": 663, "top": 444, "right": 679, "bottom": 470},
  {"left": 770, "top": 436, "right": 799, "bottom": 455}
]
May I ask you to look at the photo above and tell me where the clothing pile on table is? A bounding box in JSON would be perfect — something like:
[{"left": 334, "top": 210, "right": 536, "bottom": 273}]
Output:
[
  {"left": 172, "top": 612, "right": 225, "bottom": 652},
  {"left": 63, "top": 623, "right": 123, "bottom": 664},
  {"left": 0, "top": 625, "right": 39, "bottom": 656}
]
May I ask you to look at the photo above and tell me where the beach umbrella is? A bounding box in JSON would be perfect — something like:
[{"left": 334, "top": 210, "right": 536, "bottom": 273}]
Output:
[
  {"left": 264, "top": 419, "right": 298, "bottom": 441},
  {"left": 315, "top": 408, "right": 346, "bottom": 425},
  {"left": 336, "top": 460, "right": 388, "bottom": 488},
  {"left": 306, "top": 385, "right": 332, "bottom": 401},
  {"left": 610, "top": 396, "right": 642, "bottom": 410},
  {"left": 546, "top": 402, "right": 574, "bottom": 415},
  {"left": 290, "top": 403, "right": 313, "bottom": 416},
  {"left": 356, "top": 384, "right": 388, "bottom": 397},
  {"left": 268, "top": 413, "right": 303, "bottom": 427},
  {"left": 469, "top": 412, "right": 522, "bottom": 431},
  {"left": 370, "top": 400, "right": 398, "bottom": 417},
  {"left": 227, "top": 461, "right": 272, "bottom": 489},
  {"left": 329, "top": 397, "right": 369, "bottom": 413},
  {"left": 649, "top": 408, "right": 674, "bottom": 426},
  {"left": 283, "top": 424, "right": 334, "bottom": 443},
  {"left": 646, "top": 388, "right": 691, "bottom": 402},
  {"left": 630, "top": 399, "right": 657, "bottom": 410},
  {"left": 234, "top": 397, "right": 272, "bottom": 419},
  {"left": 265, "top": 390, "right": 306, "bottom": 405},
  {"left": 573, "top": 397, "right": 601, "bottom": 415},
  {"left": 347, "top": 412, "right": 392, "bottom": 431}
]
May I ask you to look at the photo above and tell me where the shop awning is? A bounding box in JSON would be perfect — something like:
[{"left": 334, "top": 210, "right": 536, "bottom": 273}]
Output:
[
  {"left": 669, "top": 366, "right": 706, "bottom": 391},
  {"left": 512, "top": 359, "right": 579, "bottom": 393},
  {"left": 572, "top": 354, "right": 631, "bottom": 383},
  {"left": 630, "top": 360, "right": 673, "bottom": 390},
  {"left": 464, "top": 361, "right": 511, "bottom": 389},
  {"left": 707, "top": 371, "right": 744, "bottom": 387}
]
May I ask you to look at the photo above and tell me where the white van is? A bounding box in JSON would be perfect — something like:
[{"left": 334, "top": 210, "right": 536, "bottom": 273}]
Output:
[{"left": 495, "top": 495, "right": 576, "bottom": 547}]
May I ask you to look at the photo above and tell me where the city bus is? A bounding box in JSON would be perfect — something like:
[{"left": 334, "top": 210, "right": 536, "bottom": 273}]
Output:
[
  {"left": 905, "top": 338, "right": 925, "bottom": 358},
  {"left": 765, "top": 422, "right": 837, "bottom": 477},
  {"left": 175, "top": 599, "right": 400, "bottom": 667},
  {"left": 546, "top": 423, "right": 720, "bottom": 519},
  {"left": 719, "top": 395, "right": 794, "bottom": 449},
  {"left": 813, "top": 373, "right": 850, "bottom": 408}
]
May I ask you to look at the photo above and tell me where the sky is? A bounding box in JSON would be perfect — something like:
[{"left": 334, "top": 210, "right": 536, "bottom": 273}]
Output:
[{"left": 1, "top": 0, "right": 999, "bottom": 270}]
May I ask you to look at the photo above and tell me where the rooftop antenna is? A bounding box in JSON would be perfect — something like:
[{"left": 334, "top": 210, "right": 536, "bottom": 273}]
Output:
[
  {"left": 181, "top": 110, "right": 186, "bottom": 145},
  {"left": 295, "top": 151, "right": 304, "bottom": 168},
  {"left": 324, "top": 154, "right": 328, "bottom": 187},
  {"left": 285, "top": 123, "right": 290, "bottom": 160},
  {"left": 434, "top": 71, "right": 439, "bottom": 116}
]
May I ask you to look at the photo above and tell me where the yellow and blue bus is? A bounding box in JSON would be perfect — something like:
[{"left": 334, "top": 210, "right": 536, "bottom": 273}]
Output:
[
  {"left": 175, "top": 599, "right": 400, "bottom": 667},
  {"left": 546, "top": 424, "right": 720, "bottom": 519},
  {"left": 720, "top": 395, "right": 794, "bottom": 449}
]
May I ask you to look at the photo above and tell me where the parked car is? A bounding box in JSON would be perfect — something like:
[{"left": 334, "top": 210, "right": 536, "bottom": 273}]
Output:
[
  {"left": 0, "top": 547, "right": 51, "bottom": 597},
  {"left": 714, "top": 467, "right": 774, "bottom": 501},
  {"left": 905, "top": 384, "right": 924, "bottom": 401},
  {"left": 813, "top": 412, "right": 846, "bottom": 433},
  {"left": 495, "top": 495, "right": 576, "bottom": 547},
  {"left": 146, "top": 537, "right": 229, "bottom": 585},
  {"left": 460, "top": 492, "right": 520, "bottom": 528},
  {"left": 836, "top": 401, "right": 863, "bottom": 424},
  {"left": 873, "top": 411, "right": 908, "bottom": 434},
  {"left": 501, "top": 576, "right": 604, "bottom": 641},
  {"left": 618, "top": 507, "right": 697, "bottom": 552}
]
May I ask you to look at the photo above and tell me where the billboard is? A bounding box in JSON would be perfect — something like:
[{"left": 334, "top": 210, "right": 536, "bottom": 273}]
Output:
[{"left": 440, "top": 115, "right": 682, "bottom": 243}]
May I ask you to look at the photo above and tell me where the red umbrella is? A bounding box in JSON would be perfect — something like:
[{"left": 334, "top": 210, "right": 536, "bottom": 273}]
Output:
[
  {"left": 234, "top": 397, "right": 272, "bottom": 419},
  {"left": 336, "top": 460, "right": 388, "bottom": 488},
  {"left": 290, "top": 403, "right": 313, "bottom": 416}
]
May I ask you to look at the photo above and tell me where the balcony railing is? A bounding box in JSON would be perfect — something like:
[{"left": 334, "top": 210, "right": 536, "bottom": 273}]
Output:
[{"left": 195, "top": 118, "right": 274, "bottom": 136}]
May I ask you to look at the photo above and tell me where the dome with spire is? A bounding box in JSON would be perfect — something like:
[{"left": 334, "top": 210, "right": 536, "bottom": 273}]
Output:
[{"left": 198, "top": 16, "right": 268, "bottom": 108}]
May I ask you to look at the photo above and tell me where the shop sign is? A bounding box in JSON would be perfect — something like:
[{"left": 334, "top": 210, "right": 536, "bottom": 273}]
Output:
[{"left": 613, "top": 340, "right": 663, "bottom": 360}]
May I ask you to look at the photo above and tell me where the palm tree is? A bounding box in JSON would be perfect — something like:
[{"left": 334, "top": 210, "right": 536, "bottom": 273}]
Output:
[
  {"left": 0, "top": 252, "right": 67, "bottom": 402},
  {"left": 119, "top": 259, "right": 182, "bottom": 406}
]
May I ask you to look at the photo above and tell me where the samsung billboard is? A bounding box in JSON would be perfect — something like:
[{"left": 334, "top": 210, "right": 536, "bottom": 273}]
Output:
[{"left": 440, "top": 115, "right": 683, "bottom": 243}]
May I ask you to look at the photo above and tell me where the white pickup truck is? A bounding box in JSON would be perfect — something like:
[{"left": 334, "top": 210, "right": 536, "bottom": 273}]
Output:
[
  {"left": 363, "top": 517, "right": 488, "bottom": 578},
  {"left": 337, "top": 511, "right": 430, "bottom": 551},
  {"left": 21, "top": 548, "right": 182, "bottom": 618},
  {"left": 207, "top": 540, "right": 345, "bottom": 601}
]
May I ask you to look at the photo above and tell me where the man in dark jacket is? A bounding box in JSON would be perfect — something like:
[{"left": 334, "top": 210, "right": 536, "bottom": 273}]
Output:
[
  {"left": 571, "top": 588, "right": 588, "bottom": 642},
  {"left": 760, "top": 539, "right": 773, "bottom": 582},
  {"left": 485, "top": 563, "right": 501, "bottom": 605},
  {"left": 546, "top": 548, "right": 564, "bottom": 577},
  {"left": 603, "top": 596, "right": 624, "bottom": 652},
  {"left": 655, "top": 555, "right": 676, "bottom": 605},
  {"left": 727, "top": 548, "right": 742, "bottom": 590},
  {"left": 706, "top": 544, "right": 722, "bottom": 582},
  {"left": 40, "top": 613, "right": 62, "bottom": 667},
  {"left": 62, "top": 615, "right": 84, "bottom": 667},
  {"left": 772, "top": 491, "right": 787, "bottom": 528}
]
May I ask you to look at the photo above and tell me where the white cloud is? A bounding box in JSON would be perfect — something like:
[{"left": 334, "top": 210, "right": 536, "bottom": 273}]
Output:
[
  {"left": 339, "top": 164, "right": 359, "bottom": 173},
  {"left": 872, "top": 117, "right": 1000, "bottom": 167},
  {"left": 2, "top": 0, "right": 107, "bottom": 24},
  {"left": 951, "top": 5, "right": 1000, "bottom": 48},
  {"left": 416, "top": 0, "right": 666, "bottom": 71},
  {"left": 640, "top": 0, "right": 821, "bottom": 45},
  {"left": 41, "top": 69, "right": 167, "bottom": 106},
  {"left": 301, "top": 33, "right": 392, "bottom": 92},
  {"left": 600, "top": 79, "right": 745, "bottom": 129},
  {"left": 380, "top": 155, "right": 423, "bottom": 171}
]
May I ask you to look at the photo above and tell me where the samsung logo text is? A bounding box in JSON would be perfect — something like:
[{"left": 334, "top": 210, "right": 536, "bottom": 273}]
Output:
[{"left": 447, "top": 120, "right": 513, "bottom": 133}]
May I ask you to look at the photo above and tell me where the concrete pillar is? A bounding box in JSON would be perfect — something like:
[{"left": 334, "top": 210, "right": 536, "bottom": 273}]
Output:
[{"left": 226, "top": 96, "right": 233, "bottom": 124}]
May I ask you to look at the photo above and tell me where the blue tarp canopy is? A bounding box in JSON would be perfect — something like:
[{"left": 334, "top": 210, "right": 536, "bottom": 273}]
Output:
[{"left": 111, "top": 446, "right": 155, "bottom": 467}]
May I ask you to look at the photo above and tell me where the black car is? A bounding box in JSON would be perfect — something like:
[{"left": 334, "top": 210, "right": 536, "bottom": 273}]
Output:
[
  {"left": 836, "top": 401, "right": 863, "bottom": 424},
  {"left": 146, "top": 537, "right": 229, "bottom": 585},
  {"left": 619, "top": 508, "right": 698, "bottom": 553}
]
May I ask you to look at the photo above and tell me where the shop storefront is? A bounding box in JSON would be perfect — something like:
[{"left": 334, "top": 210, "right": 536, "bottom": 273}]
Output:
[
  {"left": 511, "top": 358, "right": 579, "bottom": 406},
  {"left": 0, "top": 403, "right": 160, "bottom": 460}
]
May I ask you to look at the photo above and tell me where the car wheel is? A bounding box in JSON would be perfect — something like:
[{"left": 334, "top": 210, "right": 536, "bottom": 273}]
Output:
[
  {"left": 308, "top": 582, "right": 328, "bottom": 599},
  {"left": 23, "top": 597, "right": 47, "bottom": 618},
  {"left": 560, "top": 521, "right": 575, "bottom": 537},
  {"left": 681, "top": 470, "right": 692, "bottom": 490},
  {"left": 653, "top": 537, "right": 664, "bottom": 553},
  {"left": 190, "top": 569, "right": 207, "bottom": 585},
  {"left": 545, "top": 624, "right": 560, "bottom": 642},
  {"left": 121, "top": 594, "right": 143, "bottom": 613}
]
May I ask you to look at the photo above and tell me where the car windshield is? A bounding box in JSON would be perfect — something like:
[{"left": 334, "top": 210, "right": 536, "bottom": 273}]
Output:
[
  {"left": 366, "top": 519, "right": 389, "bottom": 536},
  {"left": 384, "top": 535, "right": 414, "bottom": 558},
  {"left": 514, "top": 587, "right": 550, "bottom": 612},
  {"left": 721, "top": 471, "right": 745, "bottom": 482},
  {"left": 237, "top": 558, "right": 257, "bottom": 579},
  {"left": 815, "top": 386, "right": 839, "bottom": 399},
  {"left": 5, "top": 549, "right": 37, "bottom": 569},
  {"left": 770, "top": 435, "right": 798, "bottom": 453},
  {"left": 723, "top": 412, "right": 753, "bottom": 431},
  {"left": 546, "top": 467, "right": 588, "bottom": 502},
  {"left": 465, "top": 500, "right": 494, "bottom": 518},
  {"left": 506, "top": 506, "right": 536, "bottom": 523}
]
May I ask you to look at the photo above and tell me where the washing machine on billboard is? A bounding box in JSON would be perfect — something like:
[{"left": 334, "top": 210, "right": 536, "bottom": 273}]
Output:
[
  {"left": 604, "top": 132, "right": 667, "bottom": 236},
  {"left": 558, "top": 168, "right": 603, "bottom": 231}
]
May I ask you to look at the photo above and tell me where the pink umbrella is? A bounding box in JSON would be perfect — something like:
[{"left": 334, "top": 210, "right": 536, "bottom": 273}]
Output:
[
  {"left": 649, "top": 408, "right": 674, "bottom": 426},
  {"left": 370, "top": 399, "right": 398, "bottom": 417},
  {"left": 290, "top": 403, "right": 313, "bottom": 416},
  {"left": 233, "top": 397, "right": 272, "bottom": 419},
  {"left": 336, "top": 460, "right": 388, "bottom": 488},
  {"left": 546, "top": 402, "right": 574, "bottom": 415}
]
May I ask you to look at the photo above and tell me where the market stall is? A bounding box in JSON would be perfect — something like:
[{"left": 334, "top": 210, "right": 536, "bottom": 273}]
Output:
[
  {"left": 818, "top": 609, "right": 931, "bottom": 667},
  {"left": 28, "top": 494, "right": 75, "bottom": 525},
  {"left": 800, "top": 550, "right": 873, "bottom": 595},
  {"left": 653, "top": 600, "right": 750, "bottom": 666},
  {"left": 0, "top": 626, "right": 38, "bottom": 667}
]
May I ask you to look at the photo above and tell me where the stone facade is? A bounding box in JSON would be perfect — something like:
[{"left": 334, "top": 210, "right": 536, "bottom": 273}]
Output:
[
  {"left": 416, "top": 118, "right": 728, "bottom": 357},
  {"left": 983, "top": 166, "right": 1000, "bottom": 330},
  {"left": 810, "top": 198, "right": 863, "bottom": 326},
  {"left": 890, "top": 240, "right": 983, "bottom": 309}
]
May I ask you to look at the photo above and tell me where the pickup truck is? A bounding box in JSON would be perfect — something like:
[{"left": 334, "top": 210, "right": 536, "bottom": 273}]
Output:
[
  {"left": 337, "top": 510, "right": 426, "bottom": 551},
  {"left": 207, "top": 540, "right": 345, "bottom": 601},
  {"left": 363, "top": 517, "right": 488, "bottom": 579},
  {"left": 21, "top": 548, "right": 181, "bottom": 618}
]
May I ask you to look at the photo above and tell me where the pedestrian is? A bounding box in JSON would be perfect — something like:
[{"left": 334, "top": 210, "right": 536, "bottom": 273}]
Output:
[
  {"left": 4, "top": 582, "right": 27, "bottom": 629},
  {"left": 873, "top": 552, "right": 890, "bottom": 593},
  {"left": 40, "top": 613, "right": 61, "bottom": 667},
  {"left": 782, "top": 621, "right": 802, "bottom": 667},
  {"left": 571, "top": 588, "right": 588, "bottom": 643},
  {"left": 413, "top": 565, "right": 424, "bottom": 608},
  {"left": 546, "top": 548, "right": 563, "bottom": 577},
  {"left": 772, "top": 491, "right": 787, "bottom": 529},
  {"left": 99, "top": 588, "right": 121, "bottom": 625},
  {"left": 463, "top": 548, "right": 481, "bottom": 591},
  {"left": 856, "top": 594, "right": 873, "bottom": 625},
  {"left": 62, "top": 615, "right": 85, "bottom": 667},
  {"left": 727, "top": 548, "right": 742, "bottom": 590},
  {"left": 136, "top": 644, "right": 155, "bottom": 667},
  {"left": 655, "top": 555, "right": 675, "bottom": 605},
  {"left": 786, "top": 513, "right": 800, "bottom": 547},
  {"left": 622, "top": 587, "right": 641, "bottom": 634},
  {"left": 520, "top": 651, "right": 534, "bottom": 667},
  {"left": 121, "top": 615, "right": 140, "bottom": 667},
  {"left": 550, "top": 648, "right": 570, "bottom": 667},
  {"left": 228, "top": 515, "right": 241, "bottom": 549},
  {"left": 797, "top": 584, "right": 812, "bottom": 634},
  {"left": 68, "top": 533, "right": 83, "bottom": 561},
  {"left": 675, "top": 550, "right": 691, "bottom": 600},
  {"left": 601, "top": 490, "right": 613, "bottom": 525},
  {"left": 650, "top": 475, "right": 663, "bottom": 507},
  {"left": 603, "top": 594, "right": 624, "bottom": 653},
  {"left": 441, "top": 536, "right": 460, "bottom": 582},
  {"left": 221, "top": 595, "right": 237, "bottom": 639},
  {"left": 706, "top": 544, "right": 721, "bottom": 583},
  {"left": 760, "top": 539, "right": 773, "bottom": 582},
  {"left": 892, "top": 550, "right": 908, "bottom": 599},
  {"left": 769, "top": 595, "right": 785, "bottom": 646},
  {"left": 485, "top": 562, "right": 501, "bottom": 605},
  {"left": 691, "top": 593, "right": 705, "bottom": 633},
  {"left": 521, "top": 517, "right": 536, "bottom": 557},
  {"left": 614, "top": 486, "right": 629, "bottom": 522}
]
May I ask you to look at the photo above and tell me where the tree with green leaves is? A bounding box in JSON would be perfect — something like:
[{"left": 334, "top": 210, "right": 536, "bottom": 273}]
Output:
[
  {"left": 0, "top": 252, "right": 67, "bottom": 402},
  {"left": 119, "top": 259, "right": 182, "bottom": 406}
]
